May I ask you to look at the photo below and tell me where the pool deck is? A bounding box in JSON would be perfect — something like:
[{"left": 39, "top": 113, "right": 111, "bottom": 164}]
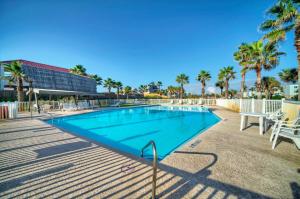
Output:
[{"left": 0, "top": 107, "right": 299, "bottom": 198}]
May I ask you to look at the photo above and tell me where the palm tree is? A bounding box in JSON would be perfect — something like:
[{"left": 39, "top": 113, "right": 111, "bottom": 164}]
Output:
[
  {"left": 215, "top": 81, "right": 225, "bottom": 96},
  {"left": 279, "top": 68, "right": 298, "bottom": 84},
  {"left": 124, "top": 86, "right": 132, "bottom": 99},
  {"left": 260, "top": 0, "right": 299, "bottom": 99},
  {"left": 176, "top": 74, "right": 189, "bottom": 99},
  {"left": 218, "top": 66, "right": 236, "bottom": 99},
  {"left": 3, "top": 61, "right": 26, "bottom": 102},
  {"left": 70, "top": 64, "right": 87, "bottom": 76},
  {"left": 234, "top": 43, "right": 252, "bottom": 97},
  {"left": 89, "top": 74, "right": 102, "bottom": 85},
  {"left": 261, "top": 76, "right": 281, "bottom": 99},
  {"left": 114, "top": 81, "right": 123, "bottom": 99},
  {"left": 248, "top": 40, "right": 284, "bottom": 98},
  {"left": 156, "top": 81, "right": 163, "bottom": 91},
  {"left": 103, "top": 78, "right": 115, "bottom": 93},
  {"left": 138, "top": 85, "right": 148, "bottom": 94},
  {"left": 196, "top": 70, "right": 211, "bottom": 97}
]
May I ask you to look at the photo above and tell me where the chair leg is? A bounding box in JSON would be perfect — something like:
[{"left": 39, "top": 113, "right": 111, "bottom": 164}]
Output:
[
  {"left": 270, "top": 122, "right": 278, "bottom": 142},
  {"left": 272, "top": 130, "right": 280, "bottom": 149}
]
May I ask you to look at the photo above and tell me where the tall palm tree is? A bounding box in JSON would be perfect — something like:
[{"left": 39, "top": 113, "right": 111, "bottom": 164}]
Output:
[
  {"left": 3, "top": 61, "right": 26, "bottom": 102},
  {"left": 124, "top": 86, "right": 132, "bottom": 99},
  {"left": 215, "top": 80, "right": 225, "bottom": 96},
  {"left": 196, "top": 70, "right": 211, "bottom": 97},
  {"left": 234, "top": 43, "right": 252, "bottom": 97},
  {"left": 70, "top": 64, "right": 87, "bottom": 76},
  {"left": 218, "top": 66, "right": 236, "bottom": 99},
  {"left": 176, "top": 74, "right": 189, "bottom": 99},
  {"left": 89, "top": 74, "right": 102, "bottom": 85},
  {"left": 156, "top": 81, "right": 163, "bottom": 91},
  {"left": 114, "top": 81, "right": 123, "bottom": 99},
  {"left": 261, "top": 76, "right": 281, "bottom": 99},
  {"left": 260, "top": 0, "right": 300, "bottom": 99},
  {"left": 279, "top": 68, "right": 298, "bottom": 84},
  {"left": 248, "top": 40, "right": 284, "bottom": 98},
  {"left": 103, "top": 78, "right": 115, "bottom": 93}
]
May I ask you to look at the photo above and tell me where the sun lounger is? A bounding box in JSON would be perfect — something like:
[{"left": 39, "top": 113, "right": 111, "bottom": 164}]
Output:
[
  {"left": 62, "top": 103, "right": 77, "bottom": 111},
  {"left": 110, "top": 102, "right": 120, "bottom": 107},
  {"left": 77, "top": 101, "right": 90, "bottom": 110}
]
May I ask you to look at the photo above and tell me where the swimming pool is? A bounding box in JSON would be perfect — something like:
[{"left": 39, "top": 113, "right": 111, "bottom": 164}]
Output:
[{"left": 49, "top": 106, "right": 220, "bottom": 160}]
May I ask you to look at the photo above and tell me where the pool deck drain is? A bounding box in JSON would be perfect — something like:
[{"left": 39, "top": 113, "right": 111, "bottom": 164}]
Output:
[{"left": 0, "top": 107, "right": 299, "bottom": 198}]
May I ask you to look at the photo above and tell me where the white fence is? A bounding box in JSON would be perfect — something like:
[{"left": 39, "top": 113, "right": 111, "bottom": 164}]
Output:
[
  {"left": 216, "top": 98, "right": 283, "bottom": 113},
  {"left": 0, "top": 98, "right": 285, "bottom": 119},
  {"left": 0, "top": 102, "right": 18, "bottom": 119}
]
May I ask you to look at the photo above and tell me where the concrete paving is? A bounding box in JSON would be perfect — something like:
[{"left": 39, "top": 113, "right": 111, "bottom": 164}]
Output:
[{"left": 0, "top": 107, "right": 299, "bottom": 198}]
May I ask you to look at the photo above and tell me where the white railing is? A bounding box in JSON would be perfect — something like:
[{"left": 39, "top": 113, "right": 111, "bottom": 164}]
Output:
[{"left": 0, "top": 98, "right": 285, "bottom": 119}]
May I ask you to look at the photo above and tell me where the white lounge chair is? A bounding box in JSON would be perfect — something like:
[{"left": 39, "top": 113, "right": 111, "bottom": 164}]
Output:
[
  {"left": 62, "top": 103, "right": 77, "bottom": 111},
  {"left": 110, "top": 102, "right": 120, "bottom": 107},
  {"left": 272, "top": 121, "right": 300, "bottom": 149},
  {"left": 77, "top": 101, "right": 90, "bottom": 110}
]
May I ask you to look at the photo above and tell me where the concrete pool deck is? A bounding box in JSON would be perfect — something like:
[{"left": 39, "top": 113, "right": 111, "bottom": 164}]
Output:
[{"left": 0, "top": 107, "right": 299, "bottom": 198}]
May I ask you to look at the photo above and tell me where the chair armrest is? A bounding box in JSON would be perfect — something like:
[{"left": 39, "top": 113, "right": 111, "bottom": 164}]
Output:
[{"left": 279, "top": 125, "right": 300, "bottom": 130}]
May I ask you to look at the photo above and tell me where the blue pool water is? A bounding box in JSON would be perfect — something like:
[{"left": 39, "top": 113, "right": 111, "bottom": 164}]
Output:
[{"left": 49, "top": 106, "right": 220, "bottom": 160}]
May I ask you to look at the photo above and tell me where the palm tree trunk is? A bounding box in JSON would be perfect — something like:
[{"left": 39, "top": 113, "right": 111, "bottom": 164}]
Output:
[
  {"left": 17, "top": 77, "right": 24, "bottom": 102},
  {"left": 201, "top": 82, "right": 205, "bottom": 98},
  {"left": 181, "top": 84, "right": 183, "bottom": 99},
  {"left": 256, "top": 67, "right": 262, "bottom": 99},
  {"left": 295, "top": 25, "right": 300, "bottom": 101},
  {"left": 225, "top": 80, "right": 229, "bottom": 99},
  {"left": 241, "top": 73, "right": 245, "bottom": 98},
  {"left": 220, "top": 88, "right": 223, "bottom": 96},
  {"left": 117, "top": 88, "right": 119, "bottom": 99}
]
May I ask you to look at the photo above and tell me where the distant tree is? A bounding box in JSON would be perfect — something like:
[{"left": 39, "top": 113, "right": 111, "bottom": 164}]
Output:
[
  {"left": 103, "top": 78, "right": 115, "bottom": 93},
  {"left": 2, "top": 61, "right": 26, "bottom": 102},
  {"left": 261, "top": 76, "right": 281, "bottom": 99},
  {"left": 218, "top": 66, "right": 236, "bottom": 99},
  {"left": 113, "top": 81, "right": 123, "bottom": 99},
  {"left": 70, "top": 64, "right": 87, "bottom": 76},
  {"left": 279, "top": 68, "right": 298, "bottom": 84},
  {"left": 89, "top": 74, "right": 102, "bottom": 85},
  {"left": 156, "top": 81, "right": 163, "bottom": 91},
  {"left": 124, "top": 86, "right": 132, "bottom": 99},
  {"left": 215, "top": 81, "right": 225, "bottom": 96},
  {"left": 176, "top": 74, "right": 189, "bottom": 99},
  {"left": 196, "top": 70, "right": 211, "bottom": 97},
  {"left": 260, "top": 0, "right": 300, "bottom": 100},
  {"left": 138, "top": 85, "right": 148, "bottom": 94}
]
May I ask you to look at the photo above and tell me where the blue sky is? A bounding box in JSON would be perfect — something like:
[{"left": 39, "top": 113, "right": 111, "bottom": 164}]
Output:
[{"left": 0, "top": 0, "right": 297, "bottom": 93}]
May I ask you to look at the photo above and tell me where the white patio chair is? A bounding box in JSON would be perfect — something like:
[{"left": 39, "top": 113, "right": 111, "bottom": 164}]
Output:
[
  {"left": 110, "top": 102, "right": 120, "bottom": 107},
  {"left": 272, "top": 122, "right": 300, "bottom": 149}
]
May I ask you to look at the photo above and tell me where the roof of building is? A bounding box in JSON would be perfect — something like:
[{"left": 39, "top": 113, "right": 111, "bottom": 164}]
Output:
[{"left": 1, "top": 59, "right": 70, "bottom": 73}]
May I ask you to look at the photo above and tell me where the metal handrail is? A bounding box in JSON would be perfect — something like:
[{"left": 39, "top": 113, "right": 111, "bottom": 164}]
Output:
[{"left": 140, "top": 140, "right": 158, "bottom": 199}]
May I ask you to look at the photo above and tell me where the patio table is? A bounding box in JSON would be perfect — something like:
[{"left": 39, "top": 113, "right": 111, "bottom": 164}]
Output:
[{"left": 240, "top": 112, "right": 268, "bottom": 135}]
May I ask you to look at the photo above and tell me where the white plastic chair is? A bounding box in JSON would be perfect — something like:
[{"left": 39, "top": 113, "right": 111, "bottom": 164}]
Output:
[{"left": 272, "top": 122, "right": 300, "bottom": 149}]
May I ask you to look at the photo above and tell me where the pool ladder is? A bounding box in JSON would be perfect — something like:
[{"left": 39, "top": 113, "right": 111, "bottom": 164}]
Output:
[{"left": 140, "top": 140, "right": 158, "bottom": 199}]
